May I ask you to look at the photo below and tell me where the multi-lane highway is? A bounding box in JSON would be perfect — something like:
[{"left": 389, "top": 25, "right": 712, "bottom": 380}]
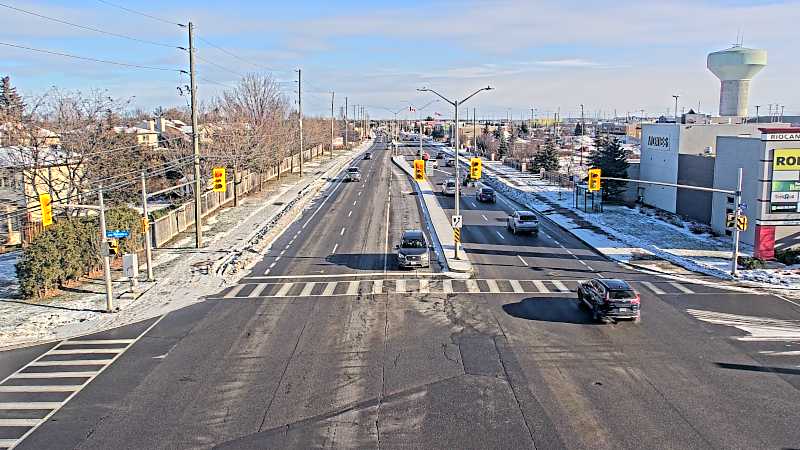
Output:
[{"left": 1, "top": 137, "right": 800, "bottom": 449}]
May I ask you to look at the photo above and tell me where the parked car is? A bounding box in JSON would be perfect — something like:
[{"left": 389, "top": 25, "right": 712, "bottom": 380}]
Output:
[
  {"left": 396, "top": 230, "right": 430, "bottom": 269},
  {"left": 430, "top": 159, "right": 439, "bottom": 169},
  {"left": 436, "top": 152, "right": 444, "bottom": 159},
  {"left": 476, "top": 187, "right": 496, "bottom": 203},
  {"left": 443, "top": 178, "right": 457, "bottom": 196},
  {"left": 507, "top": 210, "right": 539, "bottom": 234},
  {"left": 345, "top": 167, "right": 361, "bottom": 182},
  {"left": 363, "top": 152, "right": 372, "bottom": 159},
  {"left": 577, "top": 278, "right": 641, "bottom": 322},
  {"left": 446, "top": 158, "right": 456, "bottom": 167}
]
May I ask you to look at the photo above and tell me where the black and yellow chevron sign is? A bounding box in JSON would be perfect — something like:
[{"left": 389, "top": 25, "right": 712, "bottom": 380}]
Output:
[{"left": 453, "top": 228, "right": 461, "bottom": 243}]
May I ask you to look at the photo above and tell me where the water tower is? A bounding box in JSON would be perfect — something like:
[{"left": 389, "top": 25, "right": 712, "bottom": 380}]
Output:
[{"left": 707, "top": 46, "right": 767, "bottom": 117}]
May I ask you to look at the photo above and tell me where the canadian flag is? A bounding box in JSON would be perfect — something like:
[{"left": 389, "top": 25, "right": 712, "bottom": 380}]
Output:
[
  {"left": 434, "top": 112, "right": 442, "bottom": 116},
  {"left": 408, "top": 106, "right": 417, "bottom": 112}
]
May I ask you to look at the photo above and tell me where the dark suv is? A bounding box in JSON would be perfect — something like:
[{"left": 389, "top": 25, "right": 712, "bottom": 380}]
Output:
[
  {"left": 476, "top": 187, "right": 496, "bottom": 203},
  {"left": 577, "top": 279, "right": 640, "bottom": 322}
]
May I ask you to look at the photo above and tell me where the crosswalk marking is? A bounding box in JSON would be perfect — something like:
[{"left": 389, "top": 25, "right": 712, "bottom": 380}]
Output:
[
  {"left": 0, "top": 419, "right": 41, "bottom": 427},
  {"left": 224, "top": 284, "right": 248, "bottom": 298},
  {"left": 48, "top": 349, "right": 124, "bottom": 355},
  {"left": 552, "top": 280, "right": 570, "bottom": 292},
  {"left": 215, "top": 279, "right": 706, "bottom": 299},
  {"left": 29, "top": 359, "right": 115, "bottom": 366},
  {"left": 11, "top": 371, "right": 95, "bottom": 379},
  {"left": 0, "top": 385, "right": 79, "bottom": 393},
  {"left": 670, "top": 282, "right": 694, "bottom": 294},
  {"left": 300, "top": 282, "right": 316, "bottom": 296},
  {"left": 533, "top": 280, "right": 549, "bottom": 293},
  {"left": 0, "top": 402, "right": 63, "bottom": 410},
  {"left": 275, "top": 282, "right": 294, "bottom": 297},
  {"left": 63, "top": 339, "right": 134, "bottom": 345},
  {"left": 641, "top": 281, "right": 665, "bottom": 295}
]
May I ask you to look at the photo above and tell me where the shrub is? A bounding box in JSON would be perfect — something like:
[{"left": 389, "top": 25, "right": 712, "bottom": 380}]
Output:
[
  {"left": 16, "top": 207, "right": 144, "bottom": 299},
  {"left": 775, "top": 248, "right": 800, "bottom": 266},
  {"left": 738, "top": 256, "right": 766, "bottom": 270}
]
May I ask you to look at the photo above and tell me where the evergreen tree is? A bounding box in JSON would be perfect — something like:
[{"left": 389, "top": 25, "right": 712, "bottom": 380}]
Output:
[
  {"left": 589, "top": 136, "right": 630, "bottom": 200},
  {"left": 574, "top": 122, "right": 583, "bottom": 136},
  {"left": 534, "top": 139, "right": 560, "bottom": 172},
  {"left": 482, "top": 122, "right": 490, "bottom": 136},
  {"left": 493, "top": 126, "right": 502, "bottom": 139},
  {"left": 520, "top": 122, "right": 529, "bottom": 136},
  {"left": 0, "top": 76, "right": 25, "bottom": 119},
  {"left": 498, "top": 134, "right": 508, "bottom": 155}
]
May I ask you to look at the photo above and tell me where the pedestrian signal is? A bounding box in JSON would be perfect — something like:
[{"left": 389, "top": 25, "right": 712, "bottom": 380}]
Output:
[
  {"left": 588, "top": 168, "right": 601, "bottom": 192},
  {"left": 212, "top": 167, "right": 226, "bottom": 192},
  {"left": 470, "top": 157, "right": 482, "bottom": 180},
  {"left": 414, "top": 159, "right": 425, "bottom": 181}
]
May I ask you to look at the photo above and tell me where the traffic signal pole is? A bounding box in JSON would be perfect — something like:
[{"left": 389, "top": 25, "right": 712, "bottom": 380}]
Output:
[{"left": 98, "top": 186, "right": 114, "bottom": 312}]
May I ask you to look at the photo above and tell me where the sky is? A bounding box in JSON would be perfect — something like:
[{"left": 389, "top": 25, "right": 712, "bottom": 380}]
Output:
[{"left": 1, "top": 0, "right": 799, "bottom": 120}]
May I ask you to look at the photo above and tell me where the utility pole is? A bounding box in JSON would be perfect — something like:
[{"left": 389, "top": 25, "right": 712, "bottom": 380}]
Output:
[
  {"left": 98, "top": 186, "right": 113, "bottom": 312},
  {"left": 731, "top": 168, "right": 743, "bottom": 277},
  {"left": 454, "top": 99, "right": 461, "bottom": 259},
  {"left": 330, "top": 91, "right": 335, "bottom": 157},
  {"left": 472, "top": 108, "right": 476, "bottom": 152},
  {"left": 188, "top": 21, "right": 202, "bottom": 248},
  {"left": 344, "top": 96, "right": 349, "bottom": 148},
  {"left": 580, "top": 103, "right": 585, "bottom": 167},
  {"left": 672, "top": 94, "right": 680, "bottom": 121},
  {"left": 755, "top": 105, "right": 760, "bottom": 123},
  {"left": 140, "top": 173, "right": 154, "bottom": 281},
  {"left": 297, "top": 68, "right": 303, "bottom": 176}
]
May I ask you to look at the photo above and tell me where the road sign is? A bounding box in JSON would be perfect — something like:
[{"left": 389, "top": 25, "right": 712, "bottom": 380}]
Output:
[
  {"left": 212, "top": 167, "right": 226, "bottom": 192},
  {"left": 588, "top": 168, "right": 601, "bottom": 192},
  {"left": 453, "top": 228, "right": 461, "bottom": 243},
  {"left": 39, "top": 193, "right": 53, "bottom": 227},
  {"left": 106, "top": 229, "right": 130, "bottom": 239},
  {"left": 737, "top": 215, "right": 748, "bottom": 231},
  {"left": 726, "top": 213, "right": 748, "bottom": 231},
  {"left": 451, "top": 215, "right": 463, "bottom": 229}
]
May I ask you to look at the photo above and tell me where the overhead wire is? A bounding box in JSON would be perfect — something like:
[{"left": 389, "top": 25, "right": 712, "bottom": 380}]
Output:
[
  {"left": 0, "top": 41, "right": 183, "bottom": 73},
  {"left": 195, "top": 35, "right": 288, "bottom": 74},
  {"left": 194, "top": 52, "right": 246, "bottom": 79},
  {"left": 94, "top": 0, "right": 185, "bottom": 27},
  {"left": 0, "top": 2, "right": 180, "bottom": 49}
]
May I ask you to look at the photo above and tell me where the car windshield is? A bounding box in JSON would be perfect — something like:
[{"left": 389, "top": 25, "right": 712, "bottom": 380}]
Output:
[
  {"left": 401, "top": 238, "right": 425, "bottom": 248},
  {"left": 609, "top": 289, "right": 636, "bottom": 299},
  {"left": 347, "top": 168, "right": 359, "bottom": 173},
  {"left": 519, "top": 215, "right": 537, "bottom": 222},
  {"left": 481, "top": 189, "right": 493, "bottom": 194},
  {"left": 446, "top": 181, "right": 456, "bottom": 187}
]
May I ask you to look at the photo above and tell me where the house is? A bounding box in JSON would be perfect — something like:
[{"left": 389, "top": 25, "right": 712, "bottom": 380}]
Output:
[{"left": 114, "top": 125, "right": 159, "bottom": 149}]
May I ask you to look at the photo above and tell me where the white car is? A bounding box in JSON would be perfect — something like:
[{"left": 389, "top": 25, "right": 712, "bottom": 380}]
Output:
[
  {"left": 507, "top": 210, "right": 539, "bottom": 234},
  {"left": 345, "top": 167, "right": 361, "bottom": 182},
  {"left": 443, "top": 178, "right": 457, "bottom": 196}
]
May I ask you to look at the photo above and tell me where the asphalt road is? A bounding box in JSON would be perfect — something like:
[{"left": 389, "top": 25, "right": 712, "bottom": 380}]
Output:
[{"left": 1, "top": 137, "right": 800, "bottom": 449}]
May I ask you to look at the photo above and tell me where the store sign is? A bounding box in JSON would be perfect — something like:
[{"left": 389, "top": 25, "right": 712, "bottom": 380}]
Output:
[
  {"left": 771, "top": 191, "right": 799, "bottom": 203},
  {"left": 762, "top": 132, "right": 800, "bottom": 141},
  {"left": 773, "top": 149, "right": 800, "bottom": 171},
  {"left": 646, "top": 135, "right": 670, "bottom": 150},
  {"left": 772, "top": 181, "right": 800, "bottom": 192}
]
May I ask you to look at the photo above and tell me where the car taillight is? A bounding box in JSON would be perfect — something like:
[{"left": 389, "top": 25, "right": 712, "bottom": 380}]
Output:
[{"left": 631, "top": 294, "right": 640, "bottom": 305}]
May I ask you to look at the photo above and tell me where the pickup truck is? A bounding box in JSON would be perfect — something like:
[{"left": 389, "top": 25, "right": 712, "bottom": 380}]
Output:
[{"left": 345, "top": 167, "right": 361, "bottom": 182}]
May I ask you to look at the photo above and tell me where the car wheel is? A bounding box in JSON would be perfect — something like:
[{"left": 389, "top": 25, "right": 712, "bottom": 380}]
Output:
[{"left": 592, "top": 308, "right": 600, "bottom": 323}]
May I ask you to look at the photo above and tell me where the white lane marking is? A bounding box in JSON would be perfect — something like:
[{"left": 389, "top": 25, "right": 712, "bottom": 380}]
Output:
[
  {"left": 496, "top": 231, "right": 506, "bottom": 240},
  {"left": 552, "top": 280, "right": 570, "bottom": 292},
  {"left": 47, "top": 349, "right": 123, "bottom": 355},
  {"left": 533, "top": 280, "right": 550, "bottom": 293},
  {"left": 224, "top": 284, "right": 248, "bottom": 298},
  {"left": 62, "top": 339, "right": 134, "bottom": 345},
  {"left": 358, "top": 191, "right": 363, "bottom": 196},
  {"left": 0, "top": 385, "right": 78, "bottom": 393},
  {"left": 466, "top": 280, "right": 480, "bottom": 293},
  {"left": 275, "top": 283, "right": 294, "bottom": 297},
  {"left": 302, "top": 171, "right": 348, "bottom": 229},
  {"left": 640, "top": 281, "right": 665, "bottom": 295},
  {"left": 509, "top": 279, "right": 524, "bottom": 293},
  {"left": 346, "top": 281, "right": 360, "bottom": 296},
  {"left": 0, "top": 402, "right": 63, "bottom": 410},
  {"left": 419, "top": 279, "right": 430, "bottom": 294},
  {"left": 373, "top": 279, "right": 384, "bottom": 294},
  {"left": 11, "top": 372, "right": 95, "bottom": 379},
  {"left": 383, "top": 195, "right": 391, "bottom": 274},
  {"left": 586, "top": 265, "right": 594, "bottom": 271},
  {"left": 486, "top": 279, "right": 500, "bottom": 293},
  {"left": 688, "top": 309, "right": 800, "bottom": 342},
  {"left": 275, "top": 256, "right": 282, "bottom": 262},
  {"left": 279, "top": 249, "right": 286, "bottom": 256},
  {"left": 269, "top": 262, "right": 277, "bottom": 268},
  {"left": 353, "top": 200, "right": 357, "bottom": 206},
  {"left": 247, "top": 284, "right": 267, "bottom": 298},
  {"left": 322, "top": 282, "right": 337, "bottom": 296},
  {"left": 29, "top": 359, "right": 114, "bottom": 366},
  {"left": 482, "top": 214, "right": 488, "bottom": 221},
  {"left": 468, "top": 200, "right": 477, "bottom": 208},
  {"left": 348, "top": 210, "right": 353, "bottom": 217},
  {"left": 443, "top": 279, "right": 453, "bottom": 294},
  {"left": 332, "top": 243, "right": 339, "bottom": 254},
  {"left": 340, "top": 227, "right": 346, "bottom": 236},
  {"left": 263, "top": 269, "right": 270, "bottom": 276},
  {"left": 517, "top": 255, "right": 529, "bottom": 266},
  {"left": 670, "top": 282, "right": 694, "bottom": 294},
  {"left": 395, "top": 279, "right": 407, "bottom": 293},
  {"left": 300, "top": 282, "right": 316, "bottom": 297}
]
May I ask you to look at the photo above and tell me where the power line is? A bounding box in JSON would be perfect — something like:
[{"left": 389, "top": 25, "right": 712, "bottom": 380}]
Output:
[
  {"left": 195, "top": 35, "right": 286, "bottom": 74},
  {"left": 94, "top": 0, "right": 184, "bottom": 27},
  {"left": 195, "top": 52, "right": 246, "bottom": 79},
  {"left": 0, "top": 41, "right": 184, "bottom": 72},
  {"left": 196, "top": 76, "right": 234, "bottom": 89},
  {"left": 0, "top": 2, "right": 179, "bottom": 49}
]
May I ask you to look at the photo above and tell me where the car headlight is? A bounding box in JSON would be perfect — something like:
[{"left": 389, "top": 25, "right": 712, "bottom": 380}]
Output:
[
  {"left": 421, "top": 253, "right": 429, "bottom": 261},
  {"left": 397, "top": 253, "right": 406, "bottom": 260}
]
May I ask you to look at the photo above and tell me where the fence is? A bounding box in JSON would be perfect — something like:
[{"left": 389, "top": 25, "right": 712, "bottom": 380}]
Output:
[{"left": 151, "top": 144, "right": 325, "bottom": 247}]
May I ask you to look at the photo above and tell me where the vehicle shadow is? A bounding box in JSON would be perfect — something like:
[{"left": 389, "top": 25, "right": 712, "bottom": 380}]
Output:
[
  {"left": 502, "top": 297, "right": 597, "bottom": 325},
  {"left": 325, "top": 253, "right": 400, "bottom": 271}
]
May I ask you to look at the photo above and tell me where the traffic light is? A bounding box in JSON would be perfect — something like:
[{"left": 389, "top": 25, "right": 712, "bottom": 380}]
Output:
[
  {"left": 39, "top": 193, "right": 53, "bottom": 227},
  {"left": 212, "top": 167, "right": 226, "bottom": 192},
  {"left": 108, "top": 239, "right": 120, "bottom": 256},
  {"left": 469, "top": 157, "right": 482, "bottom": 180},
  {"left": 414, "top": 159, "right": 425, "bottom": 181},
  {"left": 588, "top": 168, "right": 602, "bottom": 192}
]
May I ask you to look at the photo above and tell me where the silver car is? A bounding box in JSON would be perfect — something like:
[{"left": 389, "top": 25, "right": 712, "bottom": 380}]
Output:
[
  {"left": 345, "top": 167, "right": 361, "bottom": 182},
  {"left": 507, "top": 210, "right": 539, "bottom": 234}
]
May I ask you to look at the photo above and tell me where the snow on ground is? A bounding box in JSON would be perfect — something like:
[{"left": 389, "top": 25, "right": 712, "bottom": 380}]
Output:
[{"left": 0, "top": 143, "right": 369, "bottom": 350}]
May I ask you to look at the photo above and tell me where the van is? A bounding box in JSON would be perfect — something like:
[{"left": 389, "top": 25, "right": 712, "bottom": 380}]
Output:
[{"left": 443, "top": 179, "right": 457, "bottom": 196}]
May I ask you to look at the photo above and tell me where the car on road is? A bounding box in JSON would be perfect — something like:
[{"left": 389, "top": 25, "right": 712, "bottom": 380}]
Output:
[
  {"left": 507, "top": 210, "right": 539, "bottom": 234},
  {"left": 396, "top": 230, "right": 430, "bottom": 269},
  {"left": 436, "top": 152, "right": 444, "bottom": 159},
  {"left": 577, "top": 278, "right": 641, "bottom": 322},
  {"left": 363, "top": 152, "right": 372, "bottom": 159},
  {"left": 345, "top": 167, "right": 361, "bottom": 182},
  {"left": 443, "top": 178, "right": 457, "bottom": 196},
  {"left": 476, "top": 187, "right": 496, "bottom": 203},
  {"left": 446, "top": 158, "right": 456, "bottom": 167}
]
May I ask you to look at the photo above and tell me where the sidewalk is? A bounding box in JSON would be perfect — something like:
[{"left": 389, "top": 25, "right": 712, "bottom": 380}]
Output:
[
  {"left": 476, "top": 158, "right": 800, "bottom": 290},
  {"left": 0, "top": 143, "right": 370, "bottom": 350},
  {"left": 391, "top": 155, "right": 472, "bottom": 275}
]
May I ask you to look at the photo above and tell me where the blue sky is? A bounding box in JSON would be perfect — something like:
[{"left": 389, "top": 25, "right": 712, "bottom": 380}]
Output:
[{"left": 1, "top": 0, "right": 799, "bottom": 119}]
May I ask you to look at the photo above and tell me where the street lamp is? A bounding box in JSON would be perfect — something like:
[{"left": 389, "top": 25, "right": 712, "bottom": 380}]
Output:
[{"left": 417, "top": 85, "right": 493, "bottom": 259}]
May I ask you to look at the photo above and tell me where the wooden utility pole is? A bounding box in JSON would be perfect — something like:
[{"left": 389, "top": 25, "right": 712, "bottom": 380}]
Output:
[
  {"left": 188, "top": 21, "right": 202, "bottom": 248},
  {"left": 330, "top": 91, "right": 335, "bottom": 157}
]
